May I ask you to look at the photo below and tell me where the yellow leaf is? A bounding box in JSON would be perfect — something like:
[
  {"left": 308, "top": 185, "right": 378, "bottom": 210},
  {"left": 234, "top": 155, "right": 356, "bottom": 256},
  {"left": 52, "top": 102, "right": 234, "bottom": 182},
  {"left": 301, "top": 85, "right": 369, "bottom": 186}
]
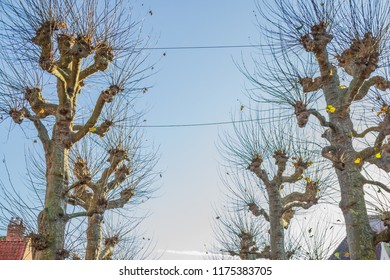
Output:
[
  {"left": 329, "top": 69, "right": 333, "bottom": 76},
  {"left": 307, "top": 161, "right": 313, "bottom": 167},
  {"left": 58, "top": 22, "right": 67, "bottom": 29},
  {"left": 376, "top": 152, "right": 381, "bottom": 159},
  {"left": 377, "top": 106, "right": 389, "bottom": 117},
  {"left": 334, "top": 252, "right": 340, "bottom": 259},
  {"left": 344, "top": 251, "right": 350, "bottom": 258},
  {"left": 89, "top": 127, "right": 97, "bottom": 132},
  {"left": 339, "top": 85, "right": 346, "bottom": 89},
  {"left": 39, "top": 109, "right": 45, "bottom": 114},
  {"left": 326, "top": 105, "right": 336, "bottom": 113},
  {"left": 354, "top": 158, "right": 361, "bottom": 164},
  {"left": 305, "top": 177, "right": 311, "bottom": 182}
]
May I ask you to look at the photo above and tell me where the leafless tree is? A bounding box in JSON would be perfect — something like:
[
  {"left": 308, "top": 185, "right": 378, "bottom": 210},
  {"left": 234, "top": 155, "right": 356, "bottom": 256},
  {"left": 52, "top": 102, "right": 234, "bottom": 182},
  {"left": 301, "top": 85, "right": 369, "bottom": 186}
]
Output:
[
  {"left": 0, "top": 111, "right": 158, "bottom": 260},
  {"left": 291, "top": 210, "right": 345, "bottom": 260},
  {"left": 68, "top": 211, "right": 158, "bottom": 260},
  {"left": 212, "top": 207, "right": 273, "bottom": 260},
  {"left": 0, "top": 0, "right": 155, "bottom": 259},
  {"left": 212, "top": 203, "right": 344, "bottom": 260},
  {"left": 65, "top": 115, "right": 158, "bottom": 259},
  {"left": 241, "top": 0, "right": 390, "bottom": 259},
  {"left": 216, "top": 112, "right": 336, "bottom": 259}
]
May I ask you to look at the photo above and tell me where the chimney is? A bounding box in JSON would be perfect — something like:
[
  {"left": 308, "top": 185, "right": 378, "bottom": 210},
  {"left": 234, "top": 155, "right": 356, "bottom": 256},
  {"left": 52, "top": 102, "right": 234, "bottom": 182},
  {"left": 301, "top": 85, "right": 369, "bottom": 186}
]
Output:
[{"left": 6, "top": 217, "right": 25, "bottom": 241}]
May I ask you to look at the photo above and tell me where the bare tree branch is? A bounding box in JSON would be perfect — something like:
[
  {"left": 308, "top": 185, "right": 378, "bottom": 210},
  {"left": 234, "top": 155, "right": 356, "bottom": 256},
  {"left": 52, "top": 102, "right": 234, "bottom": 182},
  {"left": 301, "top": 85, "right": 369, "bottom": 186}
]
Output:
[
  {"left": 107, "top": 187, "right": 135, "bottom": 210},
  {"left": 350, "top": 76, "right": 390, "bottom": 102},
  {"left": 247, "top": 202, "right": 270, "bottom": 222},
  {"left": 308, "top": 109, "right": 335, "bottom": 129},
  {"left": 364, "top": 179, "right": 390, "bottom": 193}
]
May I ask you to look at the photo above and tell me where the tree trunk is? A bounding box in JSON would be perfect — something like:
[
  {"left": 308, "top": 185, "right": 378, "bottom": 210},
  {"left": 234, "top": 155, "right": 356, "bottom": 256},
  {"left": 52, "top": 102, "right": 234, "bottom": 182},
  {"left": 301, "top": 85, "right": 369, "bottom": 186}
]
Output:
[
  {"left": 327, "top": 105, "right": 376, "bottom": 259},
  {"left": 336, "top": 168, "right": 376, "bottom": 259},
  {"left": 268, "top": 188, "right": 286, "bottom": 260},
  {"left": 85, "top": 213, "right": 104, "bottom": 260},
  {"left": 35, "top": 144, "right": 69, "bottom": 260}
]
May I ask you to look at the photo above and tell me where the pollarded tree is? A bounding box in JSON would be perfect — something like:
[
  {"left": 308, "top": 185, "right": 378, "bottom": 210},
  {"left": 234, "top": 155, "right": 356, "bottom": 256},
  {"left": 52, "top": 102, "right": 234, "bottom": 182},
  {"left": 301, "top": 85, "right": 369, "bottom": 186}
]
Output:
[
  {"left": 0, "top": 0, "right": 153, "bottom": 259},
  {"left": 66, "top": 114, "right": 157, "bottom": 259},
  {"left": 212, "top": 202, "right": 344, "bottom": 260},
  {"left": 212, "top": 208, "right": 274, "bottom": 260},
  {"left": 68, "top": 211, "right": 157, "bottom": 260},
  {"left": 244, "top": 0, "right": 390, "bottom": 259},
  {"left": 99, "top": 210, "right": 158, "bottom": 260},
  {"left": 217, "top": 114, "right": 336, "bottom": 259},
  {"left": 0, "top": 106, "right": 158, "bottom": 260}
]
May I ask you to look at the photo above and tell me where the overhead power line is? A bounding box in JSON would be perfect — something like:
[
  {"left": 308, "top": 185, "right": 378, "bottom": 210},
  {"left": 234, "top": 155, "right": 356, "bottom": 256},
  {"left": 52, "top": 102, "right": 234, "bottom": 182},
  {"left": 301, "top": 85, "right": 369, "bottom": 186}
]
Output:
[
  {"left": 135, "top": 116, "right": 293, "bottom": 128},
  {"left": 141, "top": 44, "right": 265, "bottom": 50},
  {"left": 136, "top": 120, "right": 239, "bottom": 128}
]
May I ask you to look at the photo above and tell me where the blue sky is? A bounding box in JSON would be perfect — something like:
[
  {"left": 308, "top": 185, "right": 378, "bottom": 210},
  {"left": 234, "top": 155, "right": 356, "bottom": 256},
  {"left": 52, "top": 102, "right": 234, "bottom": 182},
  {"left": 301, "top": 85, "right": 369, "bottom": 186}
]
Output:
[
  {"left": 0, "top": 0, "right": 261, "bottom": 259},
  {"left": 136, "top": 0, "right": 260, "bottom": 259}
]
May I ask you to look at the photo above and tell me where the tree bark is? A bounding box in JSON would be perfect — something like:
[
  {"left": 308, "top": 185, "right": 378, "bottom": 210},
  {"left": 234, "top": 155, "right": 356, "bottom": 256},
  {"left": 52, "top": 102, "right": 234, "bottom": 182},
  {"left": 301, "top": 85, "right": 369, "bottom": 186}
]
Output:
[
  {"left": 33, "top": 78, "right": 73, "bottom": 259},
  {"left": 327, "top": 100, "right": 376, "bottom": 259},
  {"left": 268, "top": 187, "right": 286, "bottom": 260},
  {"left": 85, "top": 213, "right": 104, "bottom": 260},
  {"left": 314, "top": 32, "right": 377, "bottom": 258},
  {"left": 35, "top": 143, "right": 69, "bottom": 259},
  {"left": 336, "top": 168, "right": 376, "bottom": 259}
]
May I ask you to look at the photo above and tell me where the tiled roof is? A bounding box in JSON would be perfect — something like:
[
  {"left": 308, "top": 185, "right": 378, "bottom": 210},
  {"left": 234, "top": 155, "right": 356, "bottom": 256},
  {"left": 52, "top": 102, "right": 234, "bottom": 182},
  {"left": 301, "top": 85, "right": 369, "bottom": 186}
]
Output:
[{"left": 0, "top": 240, "right": 27, "bottom": 260}]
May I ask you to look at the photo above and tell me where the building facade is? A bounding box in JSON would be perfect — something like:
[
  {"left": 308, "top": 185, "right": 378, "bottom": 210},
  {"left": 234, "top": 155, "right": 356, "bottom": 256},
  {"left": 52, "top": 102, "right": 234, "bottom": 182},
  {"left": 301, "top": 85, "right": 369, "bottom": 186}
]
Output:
[{"left": 0, "top": 217, "right": 32, "bottom": 260}]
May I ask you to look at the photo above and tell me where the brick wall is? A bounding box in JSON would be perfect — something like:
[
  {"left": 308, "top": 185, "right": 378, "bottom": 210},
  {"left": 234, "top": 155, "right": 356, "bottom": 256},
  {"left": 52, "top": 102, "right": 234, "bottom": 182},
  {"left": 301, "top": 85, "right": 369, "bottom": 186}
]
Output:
[{"left": 6, "top": 218, "right": 25, "bottom": 241}]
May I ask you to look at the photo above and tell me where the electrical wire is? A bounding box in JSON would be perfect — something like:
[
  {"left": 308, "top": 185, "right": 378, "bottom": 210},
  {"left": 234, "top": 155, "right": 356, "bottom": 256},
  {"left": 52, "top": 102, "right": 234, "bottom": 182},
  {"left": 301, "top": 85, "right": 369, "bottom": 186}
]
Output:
[
  {"left": 135, "top": 115, "right": 294, "bottom": 128},
  {"left": 130, "top": 43, "right": 275, "bottom": 127},
  {"left": 140, "top": 44, "right": 265, "bottom": 50},
  {"left": 135, "top": 120, "right": 246, "bottom": 128}
]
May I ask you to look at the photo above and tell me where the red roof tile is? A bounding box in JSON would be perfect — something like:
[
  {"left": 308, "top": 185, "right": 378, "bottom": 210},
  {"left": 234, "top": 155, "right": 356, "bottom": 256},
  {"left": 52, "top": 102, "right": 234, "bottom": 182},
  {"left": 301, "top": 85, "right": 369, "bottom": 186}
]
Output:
[{"left": 0, "top": 240, "right": 27, "bottom": 260}]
